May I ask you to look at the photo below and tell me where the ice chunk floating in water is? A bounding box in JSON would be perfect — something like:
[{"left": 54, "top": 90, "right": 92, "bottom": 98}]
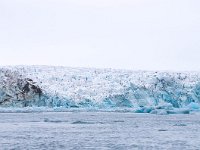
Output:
[{"left": 0, "top": 66, "right": 200, "bottom": 114}]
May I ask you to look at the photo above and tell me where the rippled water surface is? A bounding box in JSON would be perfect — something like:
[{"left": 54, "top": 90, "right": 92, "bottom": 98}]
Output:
[{"left": 0, "top": 112, "right": 200, "bottom": 150}]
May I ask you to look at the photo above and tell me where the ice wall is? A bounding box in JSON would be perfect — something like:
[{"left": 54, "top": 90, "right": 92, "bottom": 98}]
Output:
[{"left": 0, "top": 66, "right": 200, "bottom": 113}]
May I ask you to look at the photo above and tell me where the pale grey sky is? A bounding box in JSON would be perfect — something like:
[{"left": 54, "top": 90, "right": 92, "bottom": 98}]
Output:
[{"left": 0, "top": 0, "right": 200, "bottom": 71}]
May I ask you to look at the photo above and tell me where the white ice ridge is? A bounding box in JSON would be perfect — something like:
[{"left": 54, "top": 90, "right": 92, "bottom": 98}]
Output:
[{"left": 0, "top": 66, "right": 200, "bottom": 114}]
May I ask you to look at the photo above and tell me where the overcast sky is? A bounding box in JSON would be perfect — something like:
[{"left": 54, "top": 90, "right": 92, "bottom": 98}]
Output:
[{"left": 0, "top": 0, "right": 200, "bottom": 71}]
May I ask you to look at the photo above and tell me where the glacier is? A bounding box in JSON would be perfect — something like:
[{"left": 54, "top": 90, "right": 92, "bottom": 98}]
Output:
[{"left": 0, "top": 66, "right": 200, "bottom": 114}]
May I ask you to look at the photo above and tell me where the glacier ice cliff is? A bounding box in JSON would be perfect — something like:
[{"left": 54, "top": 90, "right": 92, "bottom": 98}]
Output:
[{"left": 0, "top": 66, "right": 200, "bottom": 114}]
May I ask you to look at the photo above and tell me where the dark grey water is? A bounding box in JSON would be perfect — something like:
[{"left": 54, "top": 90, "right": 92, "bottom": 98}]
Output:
[{"left": 0, "top": 112, "right": 200, "bottom": 150}]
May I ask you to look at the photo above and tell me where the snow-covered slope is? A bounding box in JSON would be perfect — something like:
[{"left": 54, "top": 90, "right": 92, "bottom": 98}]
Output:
[{"left": 0, "top": 66, "right": 200, "bottom": 113}]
